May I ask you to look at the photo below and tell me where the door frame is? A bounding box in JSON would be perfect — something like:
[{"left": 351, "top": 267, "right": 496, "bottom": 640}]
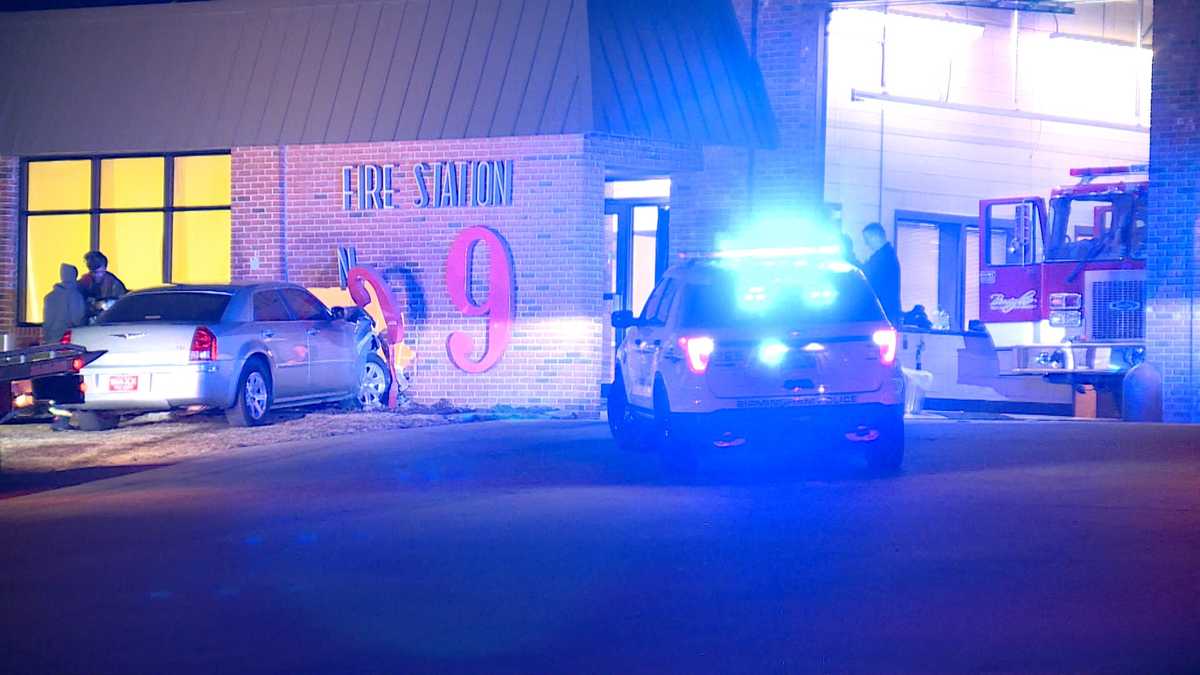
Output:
[
  {"left": 894, "top": 209, "right": 977, "bottom": 331},
  {"left": 604, "top": 199, "right": 670, "bottom": 316},
  {"left": 603, "top": 198, "right": 669, "bottom": 397}
]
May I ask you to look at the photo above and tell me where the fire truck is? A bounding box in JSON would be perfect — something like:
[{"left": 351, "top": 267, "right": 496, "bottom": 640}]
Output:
[
  {"left": 898, "top": 165, "right": 1149, "bottom": 418},
  {"left": 977, "top": 165, "right": 1148, "bottom": 411}
]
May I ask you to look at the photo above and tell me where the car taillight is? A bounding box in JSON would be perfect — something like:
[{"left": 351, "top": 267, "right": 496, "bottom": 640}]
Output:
[
  {"left": 60, "top": 330, "right": 72, "bottom": 345},
  {"left": 189, "top": 327, "right": 217, "bottom": 362},
  {"left": 678, "top": 336, "right": 715, "bottom": 374},
  {"left": 872, "top": 328, "right": 897, "bottom": 365}
]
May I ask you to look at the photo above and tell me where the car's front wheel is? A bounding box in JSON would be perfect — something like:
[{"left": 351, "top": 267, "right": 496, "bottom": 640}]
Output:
[
  {"left": 226, "top": 362, "right": 273, "bottom": 427},
  {"left": 354, "top": 354, "right": 392, "bottom": 410}
]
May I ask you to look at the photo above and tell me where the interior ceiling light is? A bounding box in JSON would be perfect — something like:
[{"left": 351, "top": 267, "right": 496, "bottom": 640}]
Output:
[{"left": 830, "top": 1, "right": 1078, "bottom": 14}]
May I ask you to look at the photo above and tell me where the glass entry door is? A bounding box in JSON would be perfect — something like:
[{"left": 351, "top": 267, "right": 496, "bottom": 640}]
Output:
[{"left": 605, "top": 203, "right": 669, "bottom": 316}]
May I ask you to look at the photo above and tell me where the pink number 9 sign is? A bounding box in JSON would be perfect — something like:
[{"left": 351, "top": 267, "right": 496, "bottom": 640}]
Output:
[{"left": 445, "top": 226, "right": 515, "bottom": 373}]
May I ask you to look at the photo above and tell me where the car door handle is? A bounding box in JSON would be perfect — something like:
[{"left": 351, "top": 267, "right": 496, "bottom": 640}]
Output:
[
  {"left": 306, "top": 328, "right": 320, "bottom": 336},
  {"left": 261, "top": 329, "right": 275, "bottom": 338}
]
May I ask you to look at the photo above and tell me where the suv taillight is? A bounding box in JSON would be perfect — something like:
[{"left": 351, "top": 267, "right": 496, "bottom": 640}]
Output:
[
  {"left": 678, "top": 336, "right": 715, "bottom": 374},
  {"left": 872, "top": 329, "right": 897, "bottom": 365},
  {"left": 60, "top": 330, "right": 72, "bottom": 345},
  {"left": 189, "top": 327, "right": 217, "bottom": 362}
]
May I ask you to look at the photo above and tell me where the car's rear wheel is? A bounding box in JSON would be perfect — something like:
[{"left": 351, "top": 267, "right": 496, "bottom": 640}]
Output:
[
  {"left": 226, "top": 362, "right": 272, "bottom": 427},
  {"left": 607, "top": 371, "right": 639, "bottom": 451},
  {"left": 865, "top": 408, "right": 905, "bottom": 475},
  {"left": 73, "top": 410, "right": 119, "bottom": 432},
  {"left": 354, "top": 355, "right": 392, "bottom": 410},
  {"left": 654, "top": 381, "right": 697, "bottom": 476}
]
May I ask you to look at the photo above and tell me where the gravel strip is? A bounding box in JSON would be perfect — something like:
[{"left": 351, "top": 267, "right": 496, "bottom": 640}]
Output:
[{"left": 0, "top": 402, "right": 579, "bottom": 473}]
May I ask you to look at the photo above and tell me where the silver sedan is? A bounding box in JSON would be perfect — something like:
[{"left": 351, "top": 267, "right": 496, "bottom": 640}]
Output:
[{"left": 63, "top": 283, "right": 391, "bottom": 430}]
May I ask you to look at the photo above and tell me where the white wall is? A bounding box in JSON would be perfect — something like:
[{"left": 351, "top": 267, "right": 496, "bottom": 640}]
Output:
[{"left": 824, "top": 4, "right": 1150, "bottom": 324}]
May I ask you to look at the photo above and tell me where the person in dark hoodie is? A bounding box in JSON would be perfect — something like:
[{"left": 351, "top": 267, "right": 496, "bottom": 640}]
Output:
[
  {"left": 861, "top": 222, "right": 902, "bottom": 325},
  {"left": 78, "top": 250, "right": 127, "bottom": 320},
  {"left": 42, "top": 263, "right": 87, "bottom": 344}
]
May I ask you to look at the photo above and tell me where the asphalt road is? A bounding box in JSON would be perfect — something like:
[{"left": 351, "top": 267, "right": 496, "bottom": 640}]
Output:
[{"left": 1, "top": 418, "right": 1198, "bottom": 674}]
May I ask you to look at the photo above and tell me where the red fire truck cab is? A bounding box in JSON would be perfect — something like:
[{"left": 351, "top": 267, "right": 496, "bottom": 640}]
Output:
[{"left": 977, "top": 165, "right": 1147, "bottom": 386}]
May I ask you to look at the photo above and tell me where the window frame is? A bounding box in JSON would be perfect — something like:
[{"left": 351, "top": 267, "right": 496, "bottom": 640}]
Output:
[
  {"left": 17, "top": 150, "right": 232, "bottom": 326},
  {"left": 278, "top": 288, "right": 333, "bottom": 323},
  {"left": 253, "top": 289, "right": 294, "bottom": 323}
]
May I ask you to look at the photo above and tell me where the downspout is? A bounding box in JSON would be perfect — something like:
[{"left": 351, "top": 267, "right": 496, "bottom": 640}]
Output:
[
  {"left": 1134, "top": 0, "right": 1143, "bottom": 120},
  {"left": 816, "top": 3, "right": 830, "bottom": 218},
  {"left": 877, "top": 6, "right": 887, "bottom": 226},
  {"left": 747, "top": 0, "right": 759, "bottom": 216},
  {"left": 280, "top": 144, "right": 288, "bottom": 282}
]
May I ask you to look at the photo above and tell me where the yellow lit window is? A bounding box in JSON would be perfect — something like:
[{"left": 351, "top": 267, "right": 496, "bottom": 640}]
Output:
[
  {"left": 174, "top": 155, "right": 231, "bottom": 207},
  {"left": 21, "top": 153, "right": 231, "bottom": 325},
  {"left": 99, "top": 212, "right": 165, "bottom": 291},
  {"left": 172, "top": 211, "right": 232, "bottom": 283},
  {"left": 24, "top": 214, "right": 91, "bottom": 323},
  {"left": 27, "top": 160, "right": 91, "bottom": 212},
  {"left": 100, "top": 157, "right": 164, "bottom": 209}
]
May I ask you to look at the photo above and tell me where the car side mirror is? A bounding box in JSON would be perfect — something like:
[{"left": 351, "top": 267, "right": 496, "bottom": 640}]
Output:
[
  {"left": 331, "top": 306, "right": 347, "bottom": 320},
  {"left": 611, "top": 310, "right": 637, "bottom": 329}
]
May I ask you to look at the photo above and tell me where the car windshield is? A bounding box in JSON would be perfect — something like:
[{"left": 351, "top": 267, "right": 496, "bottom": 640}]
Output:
[
  {"left": 99, "top": 291, "right": 232, "bottom": 324},
  {"left": 680, "top": 266, "right": 885, "bottom": 329},
  {"left": 1046, "top": 194, "right": 1145, "bottom": 262}
]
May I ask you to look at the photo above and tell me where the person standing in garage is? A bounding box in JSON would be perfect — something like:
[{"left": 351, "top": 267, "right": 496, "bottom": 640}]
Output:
[
  {"left": 861, "top": 222, "right": 902, "bottom": 325},
  {"left": 42, "top": 263, "right": 86, "bottom": 344}
]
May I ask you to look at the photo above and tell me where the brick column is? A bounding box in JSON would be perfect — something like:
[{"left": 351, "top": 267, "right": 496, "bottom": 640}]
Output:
[
  {"left": 0, "top": 157, "right": 18, "bottom": 344},
  {"left": 671, "top": 0, "right": 829, "bottom": 257},
  {"left": 231, "top": 146, "right": 286, "bottom": 282},
  {"left": 1147, "top": 0, "right": 1200, "bottom": 423},
  {"left": 743, "top": 0, "right": 828, "bottom": 214}
]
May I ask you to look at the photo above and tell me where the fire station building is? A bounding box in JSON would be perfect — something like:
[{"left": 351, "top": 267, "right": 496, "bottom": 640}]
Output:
[{"left": 0, "top": 0, "right": 1197, "bottom": 422}]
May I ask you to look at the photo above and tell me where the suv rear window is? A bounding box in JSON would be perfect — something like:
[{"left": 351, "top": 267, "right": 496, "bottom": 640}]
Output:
[
  {"left": 99, "top": 292, "right": 232, "bottom": 324},
  {"left": 680, "top": 268, "right": 885, "bottom": 329}
]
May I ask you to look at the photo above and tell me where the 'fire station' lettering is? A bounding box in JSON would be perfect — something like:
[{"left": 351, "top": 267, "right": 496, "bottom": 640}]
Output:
[{"left": 341, "top": 160, "right": 514, "bottom": 211}]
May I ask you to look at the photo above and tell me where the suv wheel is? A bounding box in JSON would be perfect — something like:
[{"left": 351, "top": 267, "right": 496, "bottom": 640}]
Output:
[
  {"left": 865, "top": 408, "right": 905, "bottom": 475},
  {"left": 226, "top": 362, "right": 273, "bottom": 427},
  {"left": 654, "top": 382, "right": 696, "bottom": 476},
  {"left": 607, "top": 372, "right": 639, "bottom": 451},
  {"left": 73, "top": 410, "right": 119, "bottom": 432}
]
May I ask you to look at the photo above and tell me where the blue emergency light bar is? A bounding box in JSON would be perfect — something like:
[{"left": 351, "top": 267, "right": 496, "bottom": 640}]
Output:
[{"left": 708, "top": 245, "right": 842, "bottom": 260}]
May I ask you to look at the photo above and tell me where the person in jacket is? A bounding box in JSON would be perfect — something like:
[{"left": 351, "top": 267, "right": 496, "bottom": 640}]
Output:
[
  {"left": 861, "top": 222, "right": 902, "bottom": 325},
  {"left": 78, "top": 250, "right": 127, "bottom": 319},
  {"left": 42, "top": 263, "right": 87, "bottom": 344}
]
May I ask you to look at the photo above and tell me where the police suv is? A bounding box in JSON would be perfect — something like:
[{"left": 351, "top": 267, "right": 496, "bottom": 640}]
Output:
[{"left": 608, "top": 247, "right": 905, "bottom": 473}]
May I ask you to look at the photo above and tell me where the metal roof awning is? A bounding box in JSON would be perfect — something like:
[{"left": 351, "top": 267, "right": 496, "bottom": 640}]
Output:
[{"left": 0, "top": 0, "right": 776, "bottom": 155}]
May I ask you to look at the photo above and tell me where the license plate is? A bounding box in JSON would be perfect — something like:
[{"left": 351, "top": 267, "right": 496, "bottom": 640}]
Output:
[
  {"left": 785, "top": 352, "right": 818, "bottom": 369},
  {"left": 108, "top": 375, "right": 139, "bottom": 392}
]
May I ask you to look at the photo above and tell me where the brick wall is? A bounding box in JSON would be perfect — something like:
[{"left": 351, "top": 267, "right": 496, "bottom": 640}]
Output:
[
  {"left": 741, "top": 0, "right": 827, "bottom": 213},
  {"left": 670, "top": 0, "right": 829, "bottom": 257},
  {"left": 0, "top": 156, "right": 16, "bottom": 345},
  {"left": 1146, "top": 0, "right": 1200, "bottom": 423},
  {"left": 231, "top": 146, "right": 286, "bottom": 282},
  {"left": 232, "top": 134, "right": 705, "bottom": 414}
]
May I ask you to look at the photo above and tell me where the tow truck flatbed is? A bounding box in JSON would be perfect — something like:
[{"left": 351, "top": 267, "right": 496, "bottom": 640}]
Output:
[{"left": 1, "top": 343, "right": 106, "bottom": 422}]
